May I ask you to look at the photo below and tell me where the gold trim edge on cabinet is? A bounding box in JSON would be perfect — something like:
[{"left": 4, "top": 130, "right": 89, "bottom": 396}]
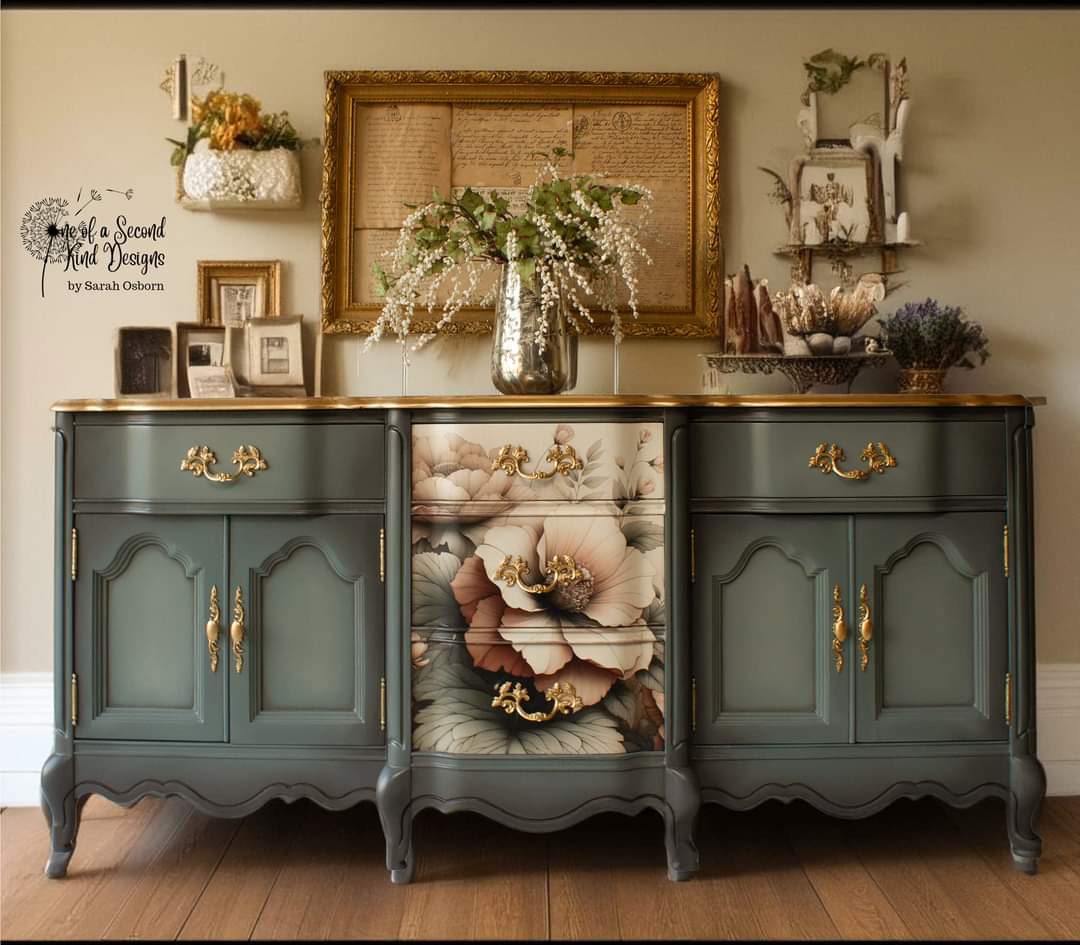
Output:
[
  {"left": 1005, "top": 672, "right": 1013, "bottom": 727},
  {"left": 320, "top": 69, "right": 721, "bottom": 338},
  {"left": 51, "top": 394, "right": 1047, "bottom": 412}
]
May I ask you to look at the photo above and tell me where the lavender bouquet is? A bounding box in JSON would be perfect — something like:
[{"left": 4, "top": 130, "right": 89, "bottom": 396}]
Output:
[{"left": 877, "top": 298, "right": 990, "bottom": 370}]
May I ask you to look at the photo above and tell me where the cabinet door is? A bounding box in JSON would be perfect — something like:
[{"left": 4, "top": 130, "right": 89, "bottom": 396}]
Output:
[
  {"left": 692, "top": 514, "right": 850, "bottom": 745},
  {"left": 74, "top": 514, "right": 226, "bottom": 741},
  {"left": 854, "top": 513, "right": 1008, "bottom": 742},
  {"left": 229, "top": 515, "right": 384, "bottom": 746}
]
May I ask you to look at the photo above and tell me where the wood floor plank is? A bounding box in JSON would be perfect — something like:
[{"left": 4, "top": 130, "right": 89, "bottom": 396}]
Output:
[
  {"left": 4, "top": 793, "right": 1080, "bottom": 941},
  {"left": 571, "top": 809, "right": 699, "bottom": 942},
  {"left": 250, "top": 800, "right": 368, "bottom": 940},
  {"left": 843, "top": 800, "right": 982, "bottom": 940},
  {"left": 945, "top": 799, "right": 1080, "bottom": 940},
  {"left": 694, "top": 803, "right": 840, "bottom": 941},
  {"left": 909, "top": 801, "right": 1051, "bottom": 940},
  {"left": 397, "top": 809, "right": 548, "bottom": 941},
  {"left": 323, "top": 804, "right": 409, "bottom": 941},
  {"left": 464, "top": 813, "right": 549, "bottom": 941},
  {"left": 780, "top": 803, "right": 912, "bottom": 940},
  {"left": 547, "top": 812, "right": 622, "bottom": 940},
  {"left": 99, "top": 805, "right": 242, "bottom": 940},
  {"left": 177, "top": 799, "right": 299, "bottom": 941},
  {"left": 2, "top": 797, "right": 170, "bottom": 941}
]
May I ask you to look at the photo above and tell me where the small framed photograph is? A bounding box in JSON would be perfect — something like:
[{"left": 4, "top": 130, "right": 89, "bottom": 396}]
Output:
[
  {"left": 225, "top": 315, "right": 306, "bottom": 394},
  {"left": 788, "top": 148, "right": 880, "bottom": 246},
  {"left": 116, "top": 327, "right": 173, "bottom": 397},
  {"left": 175, "top": 322, "right": 233, "bottom": 398},
  {"left": 197, "top": 260, "right": 282, "bottom": 327}
]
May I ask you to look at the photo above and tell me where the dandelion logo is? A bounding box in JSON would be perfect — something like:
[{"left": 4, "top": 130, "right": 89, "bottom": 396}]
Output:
[{"left": 20, "top": 197, "right": 83, "bottom": 298}]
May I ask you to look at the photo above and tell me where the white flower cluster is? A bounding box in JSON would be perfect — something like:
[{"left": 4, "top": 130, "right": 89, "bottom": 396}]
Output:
[{"left": 366, "top": 158, "right": 655, "bottom": 354}]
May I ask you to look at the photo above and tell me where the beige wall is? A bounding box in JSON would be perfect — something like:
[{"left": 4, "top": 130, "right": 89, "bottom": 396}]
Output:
[{"left": 3, "top": 8, "right": 1078, "bottom": 672}]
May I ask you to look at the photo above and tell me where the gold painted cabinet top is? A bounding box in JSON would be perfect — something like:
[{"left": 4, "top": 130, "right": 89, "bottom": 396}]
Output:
[{"left": 52, "top": 393, "right": 1044, "bottom": 413}]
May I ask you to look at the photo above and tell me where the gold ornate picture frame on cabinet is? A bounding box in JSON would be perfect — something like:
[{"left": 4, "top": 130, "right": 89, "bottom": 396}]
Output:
[
  {"left": 321, "top": 70, "right": 722, "bottom": 338},
  {"left": 197, "top": 260, "right": 282, "bottom": 327}
]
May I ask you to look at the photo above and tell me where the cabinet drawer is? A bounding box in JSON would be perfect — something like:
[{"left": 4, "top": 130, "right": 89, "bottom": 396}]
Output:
[
  {"left": 690, "top": 420, "right": 1005, "bottom": 499},
  {"left": 74, "top": 421, "right": 384, "bottom": 502},
  {"left": 411, "top": 637, "right": 665, "bottom": 754},
  {"left": 413, "top": 419, "right": 664, "bottom": 511},
  {"left": 412, "top": 510, "right": 666, "bottom": 633}
]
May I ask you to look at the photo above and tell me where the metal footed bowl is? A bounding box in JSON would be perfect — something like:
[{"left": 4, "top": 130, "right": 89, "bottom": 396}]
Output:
[{"left": 702, "top": 352, "right": 891, "bottom": 394}]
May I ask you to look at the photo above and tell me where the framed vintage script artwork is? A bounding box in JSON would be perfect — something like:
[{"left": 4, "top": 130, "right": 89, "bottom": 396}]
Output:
[
  {"left": 197, "top": 260, "right": 282, "bottom": 327},
  {"left": 321, "top": 70, "right": 721, "bottom": 337}
]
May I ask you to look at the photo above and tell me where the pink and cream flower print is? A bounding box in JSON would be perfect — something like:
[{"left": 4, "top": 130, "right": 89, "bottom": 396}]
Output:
[{"left": 409, "top": 422, "right": 666, "bottom": 755}]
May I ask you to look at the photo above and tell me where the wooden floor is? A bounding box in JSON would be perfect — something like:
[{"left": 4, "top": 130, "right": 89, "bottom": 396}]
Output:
[{"left": 3, "top": 795, "right": 1080, "bottom": 940}]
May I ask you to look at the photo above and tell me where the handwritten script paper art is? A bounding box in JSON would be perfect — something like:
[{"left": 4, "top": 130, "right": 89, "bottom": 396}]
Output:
[
  {"left": 350, "top": 100, "right": 693, "bottom": 318},
  {"left": 451, "top": 105, "right": 573, "bottom": 188},
  {"left": 572, "top": 104, "right": 690, "bottom": 310},
  {"left": 354, "top": 103, "right": 452, "bottom": 229}
]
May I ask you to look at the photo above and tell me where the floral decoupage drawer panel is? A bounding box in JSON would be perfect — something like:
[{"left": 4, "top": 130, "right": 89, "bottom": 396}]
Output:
[{"left": 411, "top": 421, "right": 666, "bottom": 755}]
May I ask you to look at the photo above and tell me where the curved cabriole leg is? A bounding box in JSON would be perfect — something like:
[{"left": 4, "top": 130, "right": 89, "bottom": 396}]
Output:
[
  {"left": 664, "top": 766, "right": 701, "bottom": 882},
  {"left": 40, "top": 753, "right": 80, "bottom": 878},
  {"left": 1007, "top": 754, "right": 1046, "bottom": 874},
  {"left": 376, "top": 764, "right": 414, "bottom": 884}
]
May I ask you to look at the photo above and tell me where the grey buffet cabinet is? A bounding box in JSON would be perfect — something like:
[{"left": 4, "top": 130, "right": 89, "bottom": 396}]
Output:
[{"left": 42, "top": 394, "right": 1046, "bottom": 883}]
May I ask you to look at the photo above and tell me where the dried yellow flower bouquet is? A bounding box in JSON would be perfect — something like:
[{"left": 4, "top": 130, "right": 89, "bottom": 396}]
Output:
[{"left": 167, "top": 90, "right": 301, "bottom": 166}]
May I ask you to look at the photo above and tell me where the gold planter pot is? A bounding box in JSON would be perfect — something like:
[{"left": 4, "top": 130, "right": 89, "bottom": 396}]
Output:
[{"left": 897, "top": 367, "right": 948, "bottom": 394}]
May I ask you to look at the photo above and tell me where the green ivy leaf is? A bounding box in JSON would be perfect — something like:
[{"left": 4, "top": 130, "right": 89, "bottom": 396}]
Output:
[{"left": 458, "top": 187, "right": 484, "bottom": 214}]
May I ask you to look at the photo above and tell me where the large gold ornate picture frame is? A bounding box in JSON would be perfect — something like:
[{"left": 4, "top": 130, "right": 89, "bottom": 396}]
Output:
[{"left": 321, "top": 70, "right": 721, "bottom": 337}]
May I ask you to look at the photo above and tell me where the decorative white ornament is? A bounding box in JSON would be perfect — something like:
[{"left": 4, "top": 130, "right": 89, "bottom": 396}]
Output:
[{"left": 797, "top": 90, "right": 818, "bottom": 150}]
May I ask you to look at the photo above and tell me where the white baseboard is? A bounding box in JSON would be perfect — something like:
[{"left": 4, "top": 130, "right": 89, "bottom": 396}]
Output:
[
  {"left": 1036, "top": 663, "right": 1080, "bottom": 796},
  {"left": 2, "top": 666, "right": 1078, "bottom": 806},
  {"left": 0, "top": 673, "right": 53, "bottom": 807}
]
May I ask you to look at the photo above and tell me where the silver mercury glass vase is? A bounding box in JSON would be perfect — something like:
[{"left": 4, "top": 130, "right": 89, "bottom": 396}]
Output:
[{"left": 490, "top": 264, "right": 578, "bottom": 395}]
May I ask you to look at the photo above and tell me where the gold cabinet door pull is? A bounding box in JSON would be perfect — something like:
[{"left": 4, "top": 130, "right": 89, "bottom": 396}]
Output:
[
  {"left": 492, "top": 680, "right": 584, "bottom": 722},
  {"left": 181, "top": 445, "right": 268, "bottom": 483},
  {"left": 858, "top": 583, "right": 873, "bottom": 671},
  {"left": 493, "top": 553, "right": 590, "bottom": 597},
  {"left": 809, "top": 442, "right": 896, "bottom": 480},
  {"left": 492, "top": 443, "right": 583, "bottom": 480},
  {"left": 229, "top": 586, "right": 245, "bottom": 673},
  {"left": 206, "top": 584, "right": 221, "bottom": 673},
  {"left": 832, "top": 583, "right": 848, "bottom": 672}
]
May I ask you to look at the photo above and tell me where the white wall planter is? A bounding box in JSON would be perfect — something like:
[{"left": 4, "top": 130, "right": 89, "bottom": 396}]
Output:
[{"left": 179, "top": 147, "right": 301, "bottom": 210}]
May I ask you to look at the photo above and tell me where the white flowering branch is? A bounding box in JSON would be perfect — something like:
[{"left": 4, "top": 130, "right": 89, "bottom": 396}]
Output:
[{"left": 366, "top": 149, "right": 654, "bottom": 354}]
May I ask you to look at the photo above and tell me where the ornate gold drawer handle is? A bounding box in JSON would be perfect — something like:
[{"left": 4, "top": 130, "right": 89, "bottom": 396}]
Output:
[
  {"left": 205, "top": 584, "right": 221, "bottom": 673},
  {"left": 809, "top": 441, "right": 896, "bottom": 480},
  {"left": 494, "top": 553, "right": 590, "bottom": 596},
  {"left": 230, "top": 586, "right": 245, "bottom": 674},
  {"left": 492, "top": 443, "right": 583, "bottom": 480},
  {"left": 858, "top": 583, "right": 873, "bottom": 671},
  {"left": 180, "top": 445, "right": 268, "bottom": 483},
  {"left": 831, "top": 583, "right": 848, "bottom": 673},
  {"left": 492, "top": 680, "right": 584, "bottom": 722}
]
